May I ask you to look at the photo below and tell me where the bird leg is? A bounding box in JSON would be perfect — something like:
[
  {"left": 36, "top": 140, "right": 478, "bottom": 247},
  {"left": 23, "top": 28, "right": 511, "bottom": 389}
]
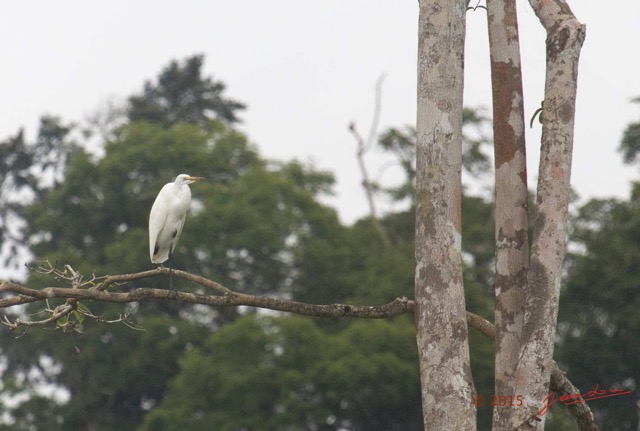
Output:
[{"left": 168, "top": 249, "right": 174, "bottom": 293}]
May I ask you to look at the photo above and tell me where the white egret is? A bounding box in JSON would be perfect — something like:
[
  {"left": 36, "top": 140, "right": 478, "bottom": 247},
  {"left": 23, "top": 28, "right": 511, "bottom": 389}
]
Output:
[{"left": 149, "top": 174, "right": 203, "bottom": 290}]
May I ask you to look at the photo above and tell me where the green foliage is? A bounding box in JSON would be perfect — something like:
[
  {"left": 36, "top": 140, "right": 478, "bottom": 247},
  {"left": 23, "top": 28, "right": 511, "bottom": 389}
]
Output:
[
  {"left": 2, "top": 57, "right": 344, "bottom": 429},
  {"left": 0, "top": 395, "right": 66, "bottom": 431},
  {"left": 378, "top": 126, "right": 416, "bottom": 202},
  {"left": 0, "top": 116, "right": 77, "bottom": 200},
  {"left": 461, "top": 107, "right": 493, "bottom": 177},
  {"left": 139, "top": 315, "right": 422, "bottom": 431},
  {"left": 0, "top": 315, "right": 208, "bottom": 431},
  {"left": 191, "top": 158, "right": 338, "bottom": 296},
  {"left": 0, "top": 128, "right": 32, "bottom": 267},
  {"left": 544, "top": 404, "right": 579, "bottom": 431},
  {"left": 0, "top": 116, "right": 78, "bottom": 269},
  {"left": 23, "top": 119, "right": 337, "bottom": 295},
  {"left": 618, "top": 97, "right": 640, "bottom": 164},
  {"left": 2, "top": 112, "right": 499, "bottom": 431},
  {"left": 3, "top": 117, "right": 343, "bottom": 428},
  {"left": 556, "top": 186, "right": 640, "bottom": 429},
  {"left": 128, "top": 55, "right": 246, "bottom": 127},
  {"left": 377, "top": 107, "right": 492, "bottom": 205}
]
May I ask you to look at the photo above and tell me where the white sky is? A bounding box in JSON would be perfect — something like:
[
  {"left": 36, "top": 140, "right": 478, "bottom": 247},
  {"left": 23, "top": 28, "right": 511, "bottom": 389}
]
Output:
[{"left": 2, "top": 1, "right": 640, "bottom": 224}]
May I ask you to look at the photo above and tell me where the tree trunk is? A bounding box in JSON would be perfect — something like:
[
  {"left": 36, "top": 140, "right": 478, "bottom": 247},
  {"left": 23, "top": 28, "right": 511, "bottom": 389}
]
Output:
[
  {"left": 486, "top": 0, "right": 530, "bottom": 429},
  {"left": 510, "top": 1, "right": 586, "bottom": 428},
  {"left": 415, "top": 1, "right": 476, "bottom": 429}
]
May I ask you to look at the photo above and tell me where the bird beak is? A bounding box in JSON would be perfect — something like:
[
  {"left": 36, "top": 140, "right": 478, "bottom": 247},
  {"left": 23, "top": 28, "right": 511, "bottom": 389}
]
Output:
[{"left": 186, "top": 176, "right": 205, "bottom": 182}]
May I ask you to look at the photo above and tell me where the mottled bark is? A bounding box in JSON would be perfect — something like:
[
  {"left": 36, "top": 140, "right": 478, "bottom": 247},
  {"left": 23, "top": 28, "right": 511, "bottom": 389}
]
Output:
[
  {"left": 549, "top": 368, "right": 599, "bottom": 431},
  {"left": 486, "top": 0, "right": 530, "bottom": 429},
  {"left": 415, "top": 1, "right": 476, "bottom": 430},
  {"left": 510, "top": 1, "right": 586, "bottom": 429}
]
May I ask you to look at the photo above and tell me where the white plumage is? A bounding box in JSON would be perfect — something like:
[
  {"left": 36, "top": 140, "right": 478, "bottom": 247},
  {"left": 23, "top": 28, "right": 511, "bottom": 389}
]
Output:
[{"left": 149, "top": 175, "right": 203, "bottom": 286}]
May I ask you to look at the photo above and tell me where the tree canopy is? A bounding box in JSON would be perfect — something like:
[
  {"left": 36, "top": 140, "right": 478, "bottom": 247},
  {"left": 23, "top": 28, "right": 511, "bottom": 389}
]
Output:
[
  {"left": 557, "top": 184, "right": 640, "bottom": 429},
  {"left": 128, "top": 55, "right": 246, "bottom": 127}
]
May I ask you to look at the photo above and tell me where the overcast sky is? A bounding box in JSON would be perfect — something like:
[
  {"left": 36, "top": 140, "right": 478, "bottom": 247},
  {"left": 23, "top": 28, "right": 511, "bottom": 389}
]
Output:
[{"left": 2, "top": 1, "right": 639, "bottom": 224}]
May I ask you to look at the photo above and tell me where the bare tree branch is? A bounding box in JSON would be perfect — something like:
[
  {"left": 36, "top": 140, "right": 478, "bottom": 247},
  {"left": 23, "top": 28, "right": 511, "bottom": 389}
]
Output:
[
  {"left": 348, "top": 74, "right": 392, "bottom": 249},
  {"left": 365, "top": 74, "right": 386, "bottom": 152},
  {"left": 549, "top": 366, "right": 599, "bottom": 431},
  {"left": 0, "top": 268, "right": 540, "bottom": 337},
  {"left": 0, "top": 268, "right": 414, "bottom": 324},
  {"left": 0, "top": 266, "right": 597, "bottom": 429}
]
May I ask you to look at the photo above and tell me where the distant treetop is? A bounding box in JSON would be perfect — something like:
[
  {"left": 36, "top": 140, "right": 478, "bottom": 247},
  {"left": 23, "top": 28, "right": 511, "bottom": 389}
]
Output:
[{"left": 127, "top": 54, "right": 246, "bottom": 127}]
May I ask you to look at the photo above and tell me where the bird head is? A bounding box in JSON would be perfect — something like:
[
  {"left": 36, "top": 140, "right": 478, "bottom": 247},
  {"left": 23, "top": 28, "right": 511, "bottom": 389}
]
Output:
[{"left": 176, "top": 174, "right": 205, "bottom": 185}]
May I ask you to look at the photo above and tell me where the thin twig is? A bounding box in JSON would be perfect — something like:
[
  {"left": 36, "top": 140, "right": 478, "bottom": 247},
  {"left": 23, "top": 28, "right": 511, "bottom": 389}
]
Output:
[
  {"left": 365, "top": 74, "right": 386, "bottom": 152},
  {"left": 348, "top": 74, "right": 391, "bottom": 248}
]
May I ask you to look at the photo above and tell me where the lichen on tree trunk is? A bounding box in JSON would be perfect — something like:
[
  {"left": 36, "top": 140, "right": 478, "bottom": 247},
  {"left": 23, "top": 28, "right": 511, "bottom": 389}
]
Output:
[
  {"left": 486, "top": 0, "right": 530, "bottom": 428},
  {"left": 415, "top": 1, "right": 477, "bottom": 429},
  {"left": 510, "top": 1, "right": 586, "bottom": 429}
]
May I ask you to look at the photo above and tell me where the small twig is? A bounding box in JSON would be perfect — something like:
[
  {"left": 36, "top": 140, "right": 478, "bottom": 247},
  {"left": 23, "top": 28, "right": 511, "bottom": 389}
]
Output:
[
  {"left": 467, "top": 0, "right": 487, "bottom": 11},
  {"left": 365, "top": 74, "right": 386, "bottom": 152},
  {"left": 348, "top": 74, "right": 391, "bottom": 248},
  {"left": 91, "top": 305, "right": 145, "bottom": 331}
]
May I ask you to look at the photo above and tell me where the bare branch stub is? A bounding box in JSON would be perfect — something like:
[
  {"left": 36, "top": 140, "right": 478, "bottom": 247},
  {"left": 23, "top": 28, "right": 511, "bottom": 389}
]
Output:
[{"left": 348, "top": 74, "right": 391, "bottom": 249}]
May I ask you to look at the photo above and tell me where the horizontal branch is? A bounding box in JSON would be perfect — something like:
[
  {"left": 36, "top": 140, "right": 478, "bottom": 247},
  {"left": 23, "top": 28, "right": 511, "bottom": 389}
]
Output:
[
  {"left": 0, "top": 267, "right": 593, "bottom": 427},
  {"left": 0, "top": 268, "right": 413, "bottom": 319},
  {"left": 1, "top": 268, "right": 495, "bottom": 332}
]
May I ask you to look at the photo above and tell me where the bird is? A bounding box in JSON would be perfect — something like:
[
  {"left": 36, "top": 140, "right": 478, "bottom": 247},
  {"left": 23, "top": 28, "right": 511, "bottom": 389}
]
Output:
[{"left": 149, "top": 174, "right": 203, "bottom": 290}]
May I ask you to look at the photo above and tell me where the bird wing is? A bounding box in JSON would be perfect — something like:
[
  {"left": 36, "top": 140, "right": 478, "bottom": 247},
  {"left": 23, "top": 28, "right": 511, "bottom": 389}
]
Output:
[
  {"left": 149, "top": 186, "right": 170, "bottom": 262},
  {"left": 153, "top": 207, "right": 187, "bottom": 264},
  {"left": 169, "top": 213, "right": 187, "bottom": 256}
]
